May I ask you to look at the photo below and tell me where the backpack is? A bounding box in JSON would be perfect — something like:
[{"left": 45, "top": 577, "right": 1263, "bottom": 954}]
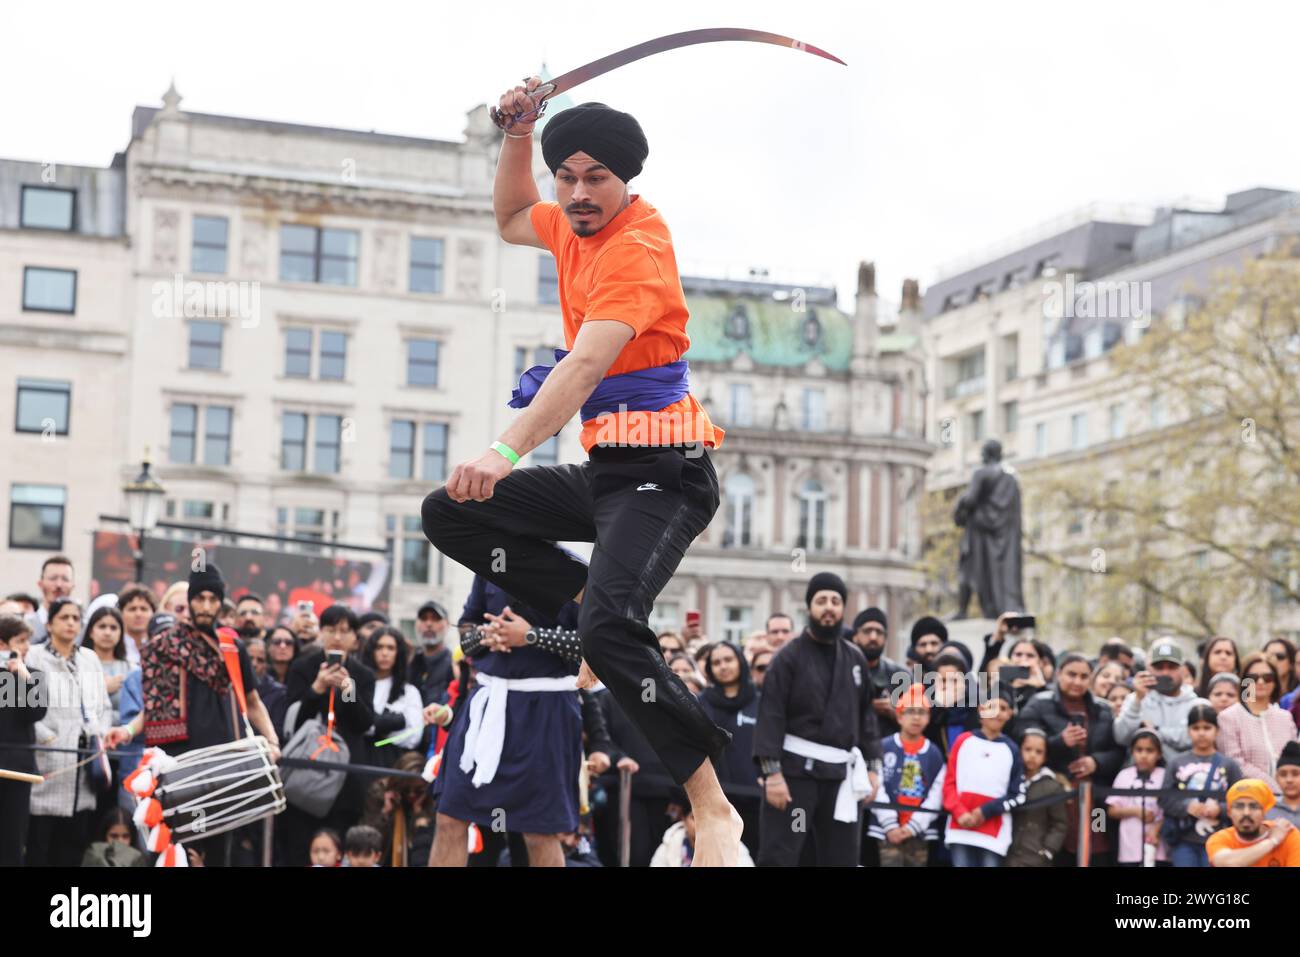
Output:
[{"left": 279, "top": 688, "right": 349, "bottom": 818}]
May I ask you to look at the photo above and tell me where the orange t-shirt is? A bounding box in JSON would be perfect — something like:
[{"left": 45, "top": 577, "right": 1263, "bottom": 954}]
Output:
[
  {"left": 1206, "top": 825, "right": 1300, "bottom": 867},
  {"left": 529, "top": 195, "right": 723, "bottom": 454}
]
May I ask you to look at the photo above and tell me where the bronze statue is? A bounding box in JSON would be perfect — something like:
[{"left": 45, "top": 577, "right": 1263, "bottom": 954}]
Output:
[{"left": 953, "top": 439, "right": 1024, "bottom": 619}]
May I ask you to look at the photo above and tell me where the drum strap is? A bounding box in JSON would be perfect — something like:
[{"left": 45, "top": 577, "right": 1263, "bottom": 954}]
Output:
[{"left": 216, "top": 627, "right": 249, "bottom": 719}]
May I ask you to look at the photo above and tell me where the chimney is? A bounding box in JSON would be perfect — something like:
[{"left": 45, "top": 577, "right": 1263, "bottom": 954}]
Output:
[
  {"left": 896, "top": 278, "right": 922, "bottom": 338},
  {"left": 851, "top": 260, "right": 879, "bottom": 366}
]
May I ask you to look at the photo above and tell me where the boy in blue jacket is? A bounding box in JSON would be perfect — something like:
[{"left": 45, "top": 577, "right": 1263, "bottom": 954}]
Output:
[{"left": 870, "top": 684, "right": 946, "bottom": 866}]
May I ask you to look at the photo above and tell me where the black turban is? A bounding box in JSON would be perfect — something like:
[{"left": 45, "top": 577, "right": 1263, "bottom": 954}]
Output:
[
  {"left": 188, "top": 562, "right": 225, "bottom": 603},
  {"left": 540, "top": 102, "right": 648, "bottom": 184},
  {"left": 805, "top": 572, "right": 847, "bottom": 608}
]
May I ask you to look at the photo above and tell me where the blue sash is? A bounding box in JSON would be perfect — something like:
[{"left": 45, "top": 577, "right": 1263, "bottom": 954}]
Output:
[{"left": 508, "top": 348, "right": 690, "bottom": 423}]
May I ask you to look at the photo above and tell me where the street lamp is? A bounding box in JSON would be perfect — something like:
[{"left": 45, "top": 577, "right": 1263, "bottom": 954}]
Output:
[{"left": 123, "top": 451, "right": 165, "bottom": 584}]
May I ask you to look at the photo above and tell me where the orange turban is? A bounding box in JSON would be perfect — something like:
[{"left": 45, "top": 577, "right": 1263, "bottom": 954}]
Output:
[{"left": 1226, "top": 778, "right": 1276, "bottom": 813}]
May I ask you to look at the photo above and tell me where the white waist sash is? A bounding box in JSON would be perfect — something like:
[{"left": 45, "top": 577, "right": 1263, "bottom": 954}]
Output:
[
  {"left": 782, "top": 733, "right": 870, "bottom": 824},
  {"left": 459, "top": 673, "right": 578, "bottom": 787}
]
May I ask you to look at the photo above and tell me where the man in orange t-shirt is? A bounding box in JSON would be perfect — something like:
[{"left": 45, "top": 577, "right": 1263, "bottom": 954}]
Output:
[
  {"left": 422, "top": 80, "right": 742, "bottom": 866},
  {"left": 1207, "top": 778, "right": 1300, "bottom": 866}
]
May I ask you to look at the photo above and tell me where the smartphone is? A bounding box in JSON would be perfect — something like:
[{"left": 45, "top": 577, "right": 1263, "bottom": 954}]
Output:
[
  {"left": 325, "top": 649, "right": 344, "bottom": 668},
  {"left": 999, "top": 665, "right": 1030, "bottom": 685},
  {"left": 297, "top": 600, "right": 314, "bottom": 615},
  {"left": 1006, "top": 615, "right": 1036, "bottom": 632},
  {"left": 1067, "top": 712, "right": 1086, "bottom": 728},
  {"left": 1155, "top": 674, "right": 1178, "bottom": 695}
]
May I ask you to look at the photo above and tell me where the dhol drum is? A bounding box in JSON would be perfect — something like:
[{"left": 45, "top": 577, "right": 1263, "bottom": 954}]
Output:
[{"left": 128, "top": 736, "right": 285, "bottom": 844}]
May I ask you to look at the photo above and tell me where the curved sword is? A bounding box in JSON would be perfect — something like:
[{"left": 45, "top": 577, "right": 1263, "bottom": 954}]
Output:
[{"left": 489, "top": 27, "right": 846, "bottom": 130}]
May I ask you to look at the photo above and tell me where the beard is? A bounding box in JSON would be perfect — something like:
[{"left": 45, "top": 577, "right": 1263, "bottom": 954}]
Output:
[
  {"left": 238, "top": 622, "right": 262, "bottom": 639},
  {"left": 808, "top": 615, "right": 843, "bottom": 642},
  {"left": 1234, "top": 820, "right": 1261, "bottom": 839},
  {"left": 860, "top": 643, "right": 883, "bottom": 662}
]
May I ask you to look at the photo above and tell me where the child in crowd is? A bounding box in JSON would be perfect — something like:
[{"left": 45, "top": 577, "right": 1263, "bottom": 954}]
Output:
[
  {"left": 1106, "top": 683, "right": 1130, "bottom": 718},
  {"left": 344, "top": 825, "right": 384, "bottom": 867},
  {"left": 650, "top": 793, "right": 755, "bottom": 867},
  {"left": 870, "top": 684, "right": 946, "bottom": 867},
  {"left": 1106, "top": 729, "right": 1168, "bottom": 866},
  {"left": 309, "top": 828, "right": 343, "bottom": 867},
  {"left": 1006, "top": 728, "right": 1067, "bottom": 866},
  {"left": 1158, "top": 704, "right": 1243, "bottom": 867},
  {"left": 80, "top": 807, "right": 147, "bottom": 868},
  {"left": 942, "top": 689, "right": 1026, "bottom": 867},
  {"left": 1268, "top": 741, "right": 1300, "bottom": 828}
]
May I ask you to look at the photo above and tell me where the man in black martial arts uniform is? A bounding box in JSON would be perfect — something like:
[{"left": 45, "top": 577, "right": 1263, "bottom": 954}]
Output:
[{"left": 753, "top": 572, "right": 883, "bottom": 866}]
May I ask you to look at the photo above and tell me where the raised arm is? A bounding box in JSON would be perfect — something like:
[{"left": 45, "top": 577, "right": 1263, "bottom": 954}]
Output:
[{"left": 494, "top": 77, "right": 546, "bottom": 249}]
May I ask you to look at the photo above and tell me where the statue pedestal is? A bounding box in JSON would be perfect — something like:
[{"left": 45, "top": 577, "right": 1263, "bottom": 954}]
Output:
[{"left": 945, "top": 618, "right": 994, "bottom": 671}]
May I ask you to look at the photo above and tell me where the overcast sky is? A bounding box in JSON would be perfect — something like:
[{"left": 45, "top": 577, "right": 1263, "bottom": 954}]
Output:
[{"left": 5, "top": 0, "right": 1298, "bottom": 314}]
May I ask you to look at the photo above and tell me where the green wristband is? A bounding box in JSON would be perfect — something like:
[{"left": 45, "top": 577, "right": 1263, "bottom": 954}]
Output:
[{"left": 490, "top": 441, "right": 520, "bottom": 466}]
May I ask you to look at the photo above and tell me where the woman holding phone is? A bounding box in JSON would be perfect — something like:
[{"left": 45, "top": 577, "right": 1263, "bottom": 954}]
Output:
[{"left": 1015, "top": 653, "right": 1124, "bottom": 864}]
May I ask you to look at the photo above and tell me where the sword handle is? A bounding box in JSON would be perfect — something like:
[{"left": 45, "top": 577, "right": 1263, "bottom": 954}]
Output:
[{"left": 489, "top": 80, "right": 557, "bottom": 131}]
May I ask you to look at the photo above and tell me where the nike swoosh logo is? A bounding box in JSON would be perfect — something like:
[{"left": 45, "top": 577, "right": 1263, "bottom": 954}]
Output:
[{"left": 636, "top": 483, "right": 662, "bottom": 492}]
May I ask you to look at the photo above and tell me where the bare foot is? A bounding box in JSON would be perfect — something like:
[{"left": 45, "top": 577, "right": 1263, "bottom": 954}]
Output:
[
  {"left": 577, "top": 658, "right": 598, "bottom": 689},
  {"left": 691, "top": 802, "right": 744, "bottom": 867}
]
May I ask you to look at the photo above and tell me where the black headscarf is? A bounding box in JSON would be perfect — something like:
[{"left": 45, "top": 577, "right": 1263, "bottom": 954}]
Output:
[{"left": 700, "top": 640, "right": 756, "bottom": 713}]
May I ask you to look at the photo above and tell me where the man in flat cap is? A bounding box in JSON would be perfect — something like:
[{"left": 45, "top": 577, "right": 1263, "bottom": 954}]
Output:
[{"left": 423, "top": 78, "right": 740, "bottom": 864}]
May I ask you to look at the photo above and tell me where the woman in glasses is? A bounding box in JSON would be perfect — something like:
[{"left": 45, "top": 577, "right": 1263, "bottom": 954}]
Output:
[
  {"left": 1217, "top": 652, "right": 1298, "bottom": 794},
  {"left": 1263, "top": 638, "right": 1297, "bottom": 699},
  {"left": 265, "top": 624, "right": 299, "bottom": 686}
]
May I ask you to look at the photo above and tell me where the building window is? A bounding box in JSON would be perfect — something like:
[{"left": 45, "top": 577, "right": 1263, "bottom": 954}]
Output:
[
  {"left": 723, "top": 473, "right": 755, "bottom": 548},
  {"left": 967, "top": 409, "right": 985, "bottom": 443},
  {"left": 22, "top": 267, "right": 76, "bottom": 313},
  {"left": 9, "top": 484, "right": 66, "bottom": 549},
  {"left": 16, "top": 379, "right": 70, "bottom": 435},
  {"left": 722, "top": 606, "right": 753, "bottom": 645},
  {"left": 1035, "top": 422, "right": 1048, "bottom": 457},
  {"left": 801, "top": 389, "right": 826, "bottom": 431},
  {"left": 404, "top": 516, "right": 431, "bottom": 583},
  {"left": 797, "top": 479, "right": 826, "bottom": 552},
  {"left": 532, "top": 435, "right": 560, "bottom": 466},
  {"left": 409, "top": 237, "right": 444, "bottom": 294},
  {"left": 318, "top": 331, "right": 347, "bottom": 380},
  {"left": 285, "top": 329, "right": 312, "bottom": 377},
  {"left": 1108, "top": 403, "right": 1125, "bottom": 441},
  {"left": 188, "top": 320, "right": 223, "bottom": 370},
  {"left": 1002, "top": 400, "right": 1018, "bottom": 436},
  {"left": 281, "top": 412, "right": 308, "bottom": 471},
  {"left": 169, "top": 404, "right": 198, "bottom": 463},
  {"left": 390, "top": 420, "right": 416, "bottom": 478},
  {"left": 407, "top": 339, "right": 440, "bottom": 387},
  {"left": 279, "top": 507, "right": 337, "bottom": 547},
  {"left": 279, "top": 224, "right": 359, "bottom": 286},
  {"left": 20, "top": 186, "right": 75, "bottom": 231},
  {"left": 191, "top": 216, "right": 228, "bottom": 274},
  {"left": 422, "top": 423, "right": 448, "bottom": 481},
  {"left": 315, "top": 415, "right": 342, "bottom": 474},
  {"left": 729, "top": 383, "right": 754, "bottom": 427},
  {"left": 538, "top": 254, "right": 560, "bottom": 305},
  {"left": 204, "top": 406, "right": 232, "bottom": 466},
  {"left": 1071, "top": 412, "right": 1088, "bottom": 450},
  {"left": 514, "top": 345, "right": 556, "bottom": 379},
  {"left": 649, "top": 602, "right": 680, "bottom": 636},
  {"left": 1149, "top": 394, "right": 1165, "bottom": 429}
]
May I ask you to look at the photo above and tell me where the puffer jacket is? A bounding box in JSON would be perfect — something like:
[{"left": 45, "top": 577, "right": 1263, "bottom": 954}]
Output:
[{"left": 1006, "top": 768, "right": 1069, "bottom": 867}]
